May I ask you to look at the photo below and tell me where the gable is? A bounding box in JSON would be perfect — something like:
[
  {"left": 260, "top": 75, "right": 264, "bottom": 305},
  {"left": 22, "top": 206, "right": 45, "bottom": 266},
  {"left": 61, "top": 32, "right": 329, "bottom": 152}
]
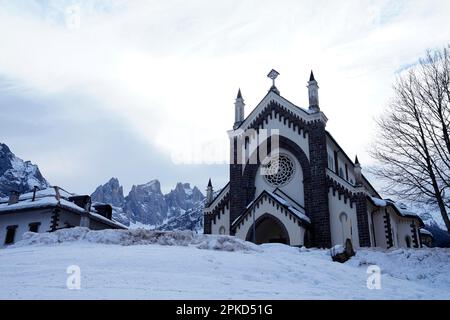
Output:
[{"left": 236, "top": 91, "right": 327, "bottom": 133}]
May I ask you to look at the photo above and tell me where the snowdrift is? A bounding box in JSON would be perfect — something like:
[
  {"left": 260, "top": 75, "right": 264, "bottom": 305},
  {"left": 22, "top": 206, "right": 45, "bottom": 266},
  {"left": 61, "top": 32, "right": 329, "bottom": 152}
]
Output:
[
  {"left": 11, "top": 227, "right": 261, "bottom": 252},
  {"left": 348, "top": 248, "right": 450, "bottom": 288}
]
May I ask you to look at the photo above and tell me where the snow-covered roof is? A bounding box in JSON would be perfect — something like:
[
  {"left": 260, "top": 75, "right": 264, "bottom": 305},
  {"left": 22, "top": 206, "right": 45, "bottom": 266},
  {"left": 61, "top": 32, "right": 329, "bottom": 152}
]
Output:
[
  {"left": 0, "top": 187, "right": 83, "bottom": 213},
  {"left": 233, "top": 190, "right": 311, "bottom": 227},
  {"left": 0, "top": 187, "right": 74, "bottom": 204},
  {"left": 89, "top": 211, "right": 128, "bottom": 229},
  {"left": 368, "top": 196, "right": 423, "bottom": 225},
  {"left": 0, "top": 196, "right": 60, "bottom": 213},
  {"left": 369, "top": 196, "right": 387, "bottom": 207},
  {"left": 0, "top": 187, "right": 126, "bottom": 229},
  {"left": 419, "top": 228, "right": 433, "bottom": 237},
  {"left": 270, "top": 189, "right": 311, "bottom": 223},
  {"left": 287, "top": 205, "right": 311, "bottom": 224}
]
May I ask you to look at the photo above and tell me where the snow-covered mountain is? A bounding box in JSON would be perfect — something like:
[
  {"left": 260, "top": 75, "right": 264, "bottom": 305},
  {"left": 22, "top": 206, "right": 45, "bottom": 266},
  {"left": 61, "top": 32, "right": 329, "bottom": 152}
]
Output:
[
  {"left": 91, "top": 178, "right": 205, "bottom": 229},
  {"left": 91, "top": 177, "right": 124, "bottom": 208},
  {"left": 90, "top": 177, "right": 129, "bottom": 225},
  {"left": 124, "top": 180, "right": 169, "bottom": 226},
  {"left": 0, "top": 143, "right": 50, "bottom": 198},
  {"left": 159, "top": 198, "right": 206, "bottom": 232}
]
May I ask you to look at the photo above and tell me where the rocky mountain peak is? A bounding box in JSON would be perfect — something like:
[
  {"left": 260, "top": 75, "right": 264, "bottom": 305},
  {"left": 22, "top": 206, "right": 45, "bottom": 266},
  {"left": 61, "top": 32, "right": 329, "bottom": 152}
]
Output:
[
  {"left": 165, "top": 182, "right": 204, "bottom": 212},
  {"left": 124, "top": 180, "right": 167, "bottom": 226},
  {"left": 0, "top": 143, "right": 50, "bottom": 197},
  {"left": 141, "top": 179, "right": 162, "bottom": 194},
  {"left": 91, "top": 177, "right": 124, "bottom": 208},
  {"left": 90, "top": 178, "right": 205, "bottom": 229}
]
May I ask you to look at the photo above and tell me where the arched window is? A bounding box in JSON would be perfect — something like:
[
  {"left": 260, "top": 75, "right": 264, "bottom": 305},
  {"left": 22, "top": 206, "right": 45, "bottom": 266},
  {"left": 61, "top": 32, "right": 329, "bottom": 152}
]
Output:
[
  {"left": 219, "top": 226, "right": 226, "bottom": 235},
  {"left": 405, "top": 236, "right": 411, "bottom": 248}
]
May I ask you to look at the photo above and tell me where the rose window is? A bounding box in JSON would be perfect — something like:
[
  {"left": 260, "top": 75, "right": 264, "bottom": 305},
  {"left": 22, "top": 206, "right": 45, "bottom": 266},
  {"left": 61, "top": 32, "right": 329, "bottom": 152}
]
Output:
[{"left": 263, "top": 154, "right": 295, "bottom": 187}]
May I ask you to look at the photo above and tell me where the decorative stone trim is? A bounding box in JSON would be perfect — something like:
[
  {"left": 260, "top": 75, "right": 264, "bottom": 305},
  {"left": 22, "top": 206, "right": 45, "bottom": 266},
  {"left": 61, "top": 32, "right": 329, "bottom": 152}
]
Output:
[
  {"left": 327, "top": 176, "right": 356, "bottom": 207},
  {"left": 203, "top": 192, "right": 230, "bottom": 235},
  {"left": 237, "top": 92, "right": 327, "bottom": 132},
  {"left": 232, "top": 191, "right": 310, "bottom": 234},
  {"left": 410, "top": 223, "right": 419, "bottom": 248},
  {"left": 247, "top": 100, "right": 310, "bottom": 138},
  {"left": 355, "top": 193, "right": 371, "bottom": 247},
  {"left": 204, "top": 183, "right": 230, "bottom": 212},
  {"left": 50, "top": 208, "right": 60, "bottom": 232},
  {"left": 383, "top": 209, "right": 393, "bottom": 248}
]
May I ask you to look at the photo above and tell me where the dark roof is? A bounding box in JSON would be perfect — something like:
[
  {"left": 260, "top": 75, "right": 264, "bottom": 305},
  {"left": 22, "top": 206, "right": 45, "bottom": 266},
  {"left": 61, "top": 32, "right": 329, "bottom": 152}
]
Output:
[
  {"left": 309, "top": 70, "right": 316, "bottom": 82},
  {"left": 237, "top": 89, "right": 242, "bottom": 99},
  {"left": 205, "top": 182, "right": 230, "bottom": 208},
  {"left": 325, "top": 131, "right": 381, "bottom": 197},
  {"left": 207, "top": 178, "right": 212, "bottom": 188},
  {"left": 231, "top": 190, "right": 311, "bottom": 229},
  {"left": 355, "top": 155, "right": 360, "bottom": 165},
  {"left": 235, "top": 91, "right": 310, "bottom": 130}
]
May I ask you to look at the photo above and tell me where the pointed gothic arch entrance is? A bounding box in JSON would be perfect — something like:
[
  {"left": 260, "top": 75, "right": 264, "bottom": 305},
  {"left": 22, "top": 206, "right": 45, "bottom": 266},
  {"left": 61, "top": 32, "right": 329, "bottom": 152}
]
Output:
[{"left": 245, "top": 213, "right": 291, "bottom": 245}]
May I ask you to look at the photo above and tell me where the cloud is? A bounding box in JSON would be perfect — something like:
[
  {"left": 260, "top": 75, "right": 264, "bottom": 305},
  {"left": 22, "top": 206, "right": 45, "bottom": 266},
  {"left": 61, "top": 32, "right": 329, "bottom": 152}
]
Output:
[{"left": 0, "top": 0, "right": 450, "bottom": 193}]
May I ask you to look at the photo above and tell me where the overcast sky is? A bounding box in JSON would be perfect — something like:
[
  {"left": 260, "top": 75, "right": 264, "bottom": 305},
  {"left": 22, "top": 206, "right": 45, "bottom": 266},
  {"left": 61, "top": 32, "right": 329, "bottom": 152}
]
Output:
[{"left": 0, "top": 0, "right": 449, "bottom": 195}]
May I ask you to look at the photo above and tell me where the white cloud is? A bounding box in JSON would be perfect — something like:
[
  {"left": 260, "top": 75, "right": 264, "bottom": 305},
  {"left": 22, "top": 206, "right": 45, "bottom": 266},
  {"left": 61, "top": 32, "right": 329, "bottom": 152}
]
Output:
[{"left": 1, "top": 0, "right": 450, "bottom": 191}]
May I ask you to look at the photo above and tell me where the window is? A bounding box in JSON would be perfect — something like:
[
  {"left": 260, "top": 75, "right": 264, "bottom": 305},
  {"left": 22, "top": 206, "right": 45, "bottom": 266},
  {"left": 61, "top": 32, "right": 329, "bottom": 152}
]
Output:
[
  {"left": 5, "top": 225, "right": 18, "bottom": 245},
  {"left": 339, "top": 213, "right": 350, "bottom": 244},
  {"left": 405, "top": 236, "right": 411, "bottom": 248},
  {"left": 328, "top": 154, "right": 334, "bottom": 171},
  {"left": 334, "top": 151, "right": 339, "bottom": 175},
  {"left": 29, "top": 222, "right": 41, "bottom": 233},
  {"left": 219, "top": 226, "right": 226, "bottom": 235},
  {"left": 263, "top": 154, "right": 296, "bottom": 187},
  {"left": 339, "top": 167, "right": 344, "bottom": 178}
]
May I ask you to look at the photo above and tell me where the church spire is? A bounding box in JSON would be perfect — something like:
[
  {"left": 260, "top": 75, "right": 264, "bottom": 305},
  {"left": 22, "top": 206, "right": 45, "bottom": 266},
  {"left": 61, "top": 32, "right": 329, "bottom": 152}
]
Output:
[
  {"left": 354, "top": 155, "right": 363, "bottom": 186},
  {"left": 206, "top": 178, "right": 214, "bottom": 206},
  {"left": 233, "top": 88, "right": 245, "bottom": 129},
  {"left": 307, "top": 70, "right": 319, "bottom": 113}
]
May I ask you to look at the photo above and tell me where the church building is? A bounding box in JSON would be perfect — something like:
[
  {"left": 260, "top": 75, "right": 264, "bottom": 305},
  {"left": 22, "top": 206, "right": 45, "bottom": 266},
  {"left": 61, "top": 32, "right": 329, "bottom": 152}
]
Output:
[{"left": 204, "top": 70, "right": 427, "bottom": 249}]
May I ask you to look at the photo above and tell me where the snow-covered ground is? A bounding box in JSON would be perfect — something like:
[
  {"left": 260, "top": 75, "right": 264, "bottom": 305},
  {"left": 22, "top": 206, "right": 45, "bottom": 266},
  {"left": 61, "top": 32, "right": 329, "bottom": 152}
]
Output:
[{"left": 0, "top": 228, "right": 449, "bottom": 300}]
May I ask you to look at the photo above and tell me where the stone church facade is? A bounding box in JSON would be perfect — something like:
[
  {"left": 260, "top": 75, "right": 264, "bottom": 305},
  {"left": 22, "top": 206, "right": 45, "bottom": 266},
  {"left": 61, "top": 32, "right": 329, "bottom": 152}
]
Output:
[{"left": 204, "top": 70, "right": 426, "bottom": 249}]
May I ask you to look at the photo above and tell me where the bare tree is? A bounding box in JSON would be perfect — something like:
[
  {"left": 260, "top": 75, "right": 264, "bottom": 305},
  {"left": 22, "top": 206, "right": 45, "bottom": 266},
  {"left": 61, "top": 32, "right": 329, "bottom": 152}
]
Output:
[{"left": 371, "top": 46, "right": 450, "bottom": 232}]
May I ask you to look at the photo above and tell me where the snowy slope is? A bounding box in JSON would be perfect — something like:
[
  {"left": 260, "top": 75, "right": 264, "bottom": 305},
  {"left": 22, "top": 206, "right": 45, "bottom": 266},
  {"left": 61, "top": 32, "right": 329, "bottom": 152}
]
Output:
[
  {"left": 158, "top": 189, "right": 224, "bottom": 233},
  {"left": 158, "top": 197, "right": 205, "bottom": 232},
  {"left": 0, "top": 228, "right": 449, "bottom": 300}
]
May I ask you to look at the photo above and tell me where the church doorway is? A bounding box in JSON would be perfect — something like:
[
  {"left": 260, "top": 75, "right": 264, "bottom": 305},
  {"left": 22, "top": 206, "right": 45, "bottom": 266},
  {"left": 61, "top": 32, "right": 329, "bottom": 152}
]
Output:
[{"left": 246, "top": 214, "right": 290, "bottom": 245}]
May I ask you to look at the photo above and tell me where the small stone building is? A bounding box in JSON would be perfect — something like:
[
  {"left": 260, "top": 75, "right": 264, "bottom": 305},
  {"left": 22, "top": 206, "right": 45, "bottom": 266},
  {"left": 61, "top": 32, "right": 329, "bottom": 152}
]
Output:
[{"left": 0, "top": 186, "right": 126, "bottom": 246}]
